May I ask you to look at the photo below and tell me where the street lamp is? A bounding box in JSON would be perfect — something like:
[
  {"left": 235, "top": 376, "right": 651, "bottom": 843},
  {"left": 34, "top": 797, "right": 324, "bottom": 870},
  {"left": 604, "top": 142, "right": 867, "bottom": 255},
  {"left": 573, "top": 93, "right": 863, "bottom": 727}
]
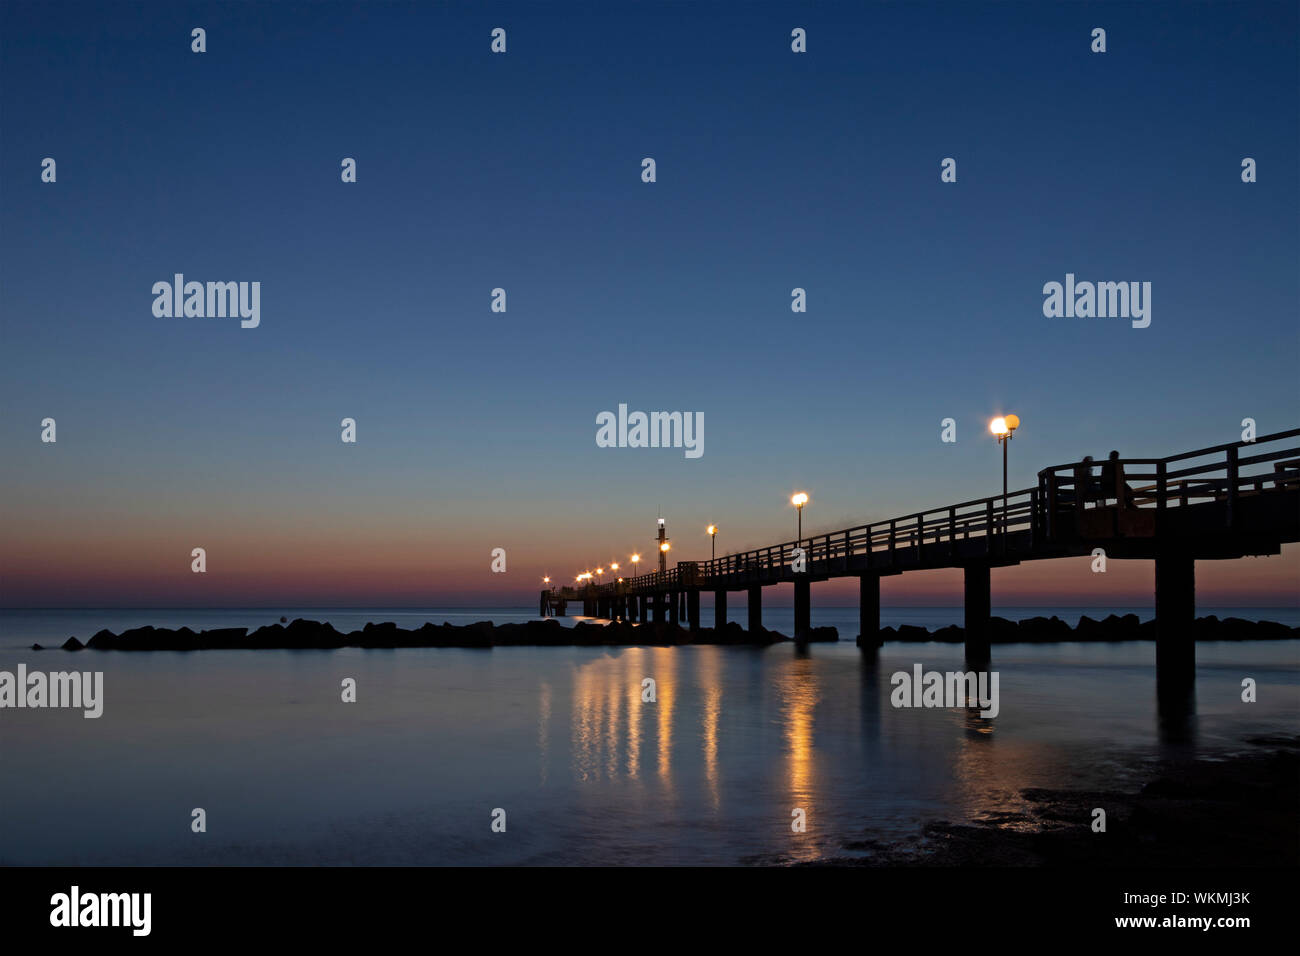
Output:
[
  {"left": 990, "top": 414, "right": 1020, "bottom": 532},
  {"left": 631, "top": 553, "right": 641, "bottom": 577},
  {"left": 706, "top": 524, "right": 717, "bottom": 561},
  {"left": 791, "top": 492, "right": 809, "bottom": 542},
  {"left": 610, "top": 562, "right": 619, "bottom": 574},
  {"left": 596, "top": 566, "right": 604, "bottom": 583}
]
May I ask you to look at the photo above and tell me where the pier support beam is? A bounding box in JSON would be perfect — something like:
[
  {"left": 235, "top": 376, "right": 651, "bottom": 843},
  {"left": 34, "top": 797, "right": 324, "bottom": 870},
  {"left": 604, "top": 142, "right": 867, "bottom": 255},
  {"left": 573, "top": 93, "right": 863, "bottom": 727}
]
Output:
[
  {"left": 857, "top": 573, "right": 881, "bottom": 648},
  {"left": 794, "top": 578, "right": 811, "bottom": 639},
  {"left": 1155, "top": 551, "right": 1196, "bottom": 692},
  {"left": 653, "top": 593, "right": 664, "bottom": 624},
  {"left": 687, "top": 590, "right": 700, "bottom": 632},
  {"left": 964, "top": 563, "right": 991, "bottom": 665},
  {"left": 714, "top": 590, "right": 727, "bottom": 630},
  {"left": 748, "top": 584, "right": 762, "bottom": 632},
  {"left": 668, "top": 591, "right": 679, "bottom": 626}
]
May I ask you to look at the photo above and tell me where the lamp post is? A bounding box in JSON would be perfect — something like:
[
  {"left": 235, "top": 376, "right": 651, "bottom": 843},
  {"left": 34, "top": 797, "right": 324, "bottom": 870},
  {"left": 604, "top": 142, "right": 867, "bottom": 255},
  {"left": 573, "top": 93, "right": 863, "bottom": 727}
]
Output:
[
  {"left": 707, "top": 524, "right": 717, "bottom": 562},
  {"left": 989, "top": 414, "right": 1020, "bottom": 533},
  {"left": 631, "top": 553, "right": 641, "bottom": 578},
  {"left": 791, "top": 493, "right": 808, "bottom": 544}
]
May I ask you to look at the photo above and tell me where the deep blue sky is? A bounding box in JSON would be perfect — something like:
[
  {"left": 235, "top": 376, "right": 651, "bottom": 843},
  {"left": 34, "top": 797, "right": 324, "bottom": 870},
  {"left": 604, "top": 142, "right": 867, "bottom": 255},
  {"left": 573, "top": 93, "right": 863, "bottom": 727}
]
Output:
[{"left": 1, "top": 1, "right": 1297, "bottom": 605}]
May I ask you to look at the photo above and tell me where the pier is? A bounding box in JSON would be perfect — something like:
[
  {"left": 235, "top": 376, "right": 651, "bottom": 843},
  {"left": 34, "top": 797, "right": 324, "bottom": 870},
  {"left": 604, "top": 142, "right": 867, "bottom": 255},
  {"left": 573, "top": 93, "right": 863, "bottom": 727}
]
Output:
[{"left": 543, "top": 429, "right": 1300, "bottom": 690}]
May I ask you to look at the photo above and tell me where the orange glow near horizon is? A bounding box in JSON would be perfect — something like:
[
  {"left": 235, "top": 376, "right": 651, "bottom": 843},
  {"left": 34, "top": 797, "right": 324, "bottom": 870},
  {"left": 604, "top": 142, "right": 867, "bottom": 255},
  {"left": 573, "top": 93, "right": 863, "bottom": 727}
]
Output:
[{"left": 2, "top": 509, "right": 1296, "bottom": 608}]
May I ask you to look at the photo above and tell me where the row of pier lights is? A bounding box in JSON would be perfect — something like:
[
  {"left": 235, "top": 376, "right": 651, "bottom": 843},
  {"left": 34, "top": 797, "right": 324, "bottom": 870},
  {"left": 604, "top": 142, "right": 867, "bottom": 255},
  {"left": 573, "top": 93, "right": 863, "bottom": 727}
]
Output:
[{"left": 547, "top": 413, "right": 1023, "bottom": 591}]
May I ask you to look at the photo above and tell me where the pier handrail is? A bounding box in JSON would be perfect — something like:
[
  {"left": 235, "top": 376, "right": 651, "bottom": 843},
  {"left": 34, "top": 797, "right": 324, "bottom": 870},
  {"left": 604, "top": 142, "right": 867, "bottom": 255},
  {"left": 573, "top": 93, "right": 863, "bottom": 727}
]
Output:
[
  {"left": 559, "top": 428, "right": 1300, "bottom": 599},
  {"left": 1037, "top": 427, "right": 1300, "bottom": 514}
]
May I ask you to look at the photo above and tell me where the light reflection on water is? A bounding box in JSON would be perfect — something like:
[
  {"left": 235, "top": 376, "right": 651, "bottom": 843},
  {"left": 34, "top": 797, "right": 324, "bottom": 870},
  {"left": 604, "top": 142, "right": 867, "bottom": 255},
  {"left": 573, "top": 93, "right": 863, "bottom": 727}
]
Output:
[{"left": 0, "top": 610, "right": 1296, "bottom": 865}]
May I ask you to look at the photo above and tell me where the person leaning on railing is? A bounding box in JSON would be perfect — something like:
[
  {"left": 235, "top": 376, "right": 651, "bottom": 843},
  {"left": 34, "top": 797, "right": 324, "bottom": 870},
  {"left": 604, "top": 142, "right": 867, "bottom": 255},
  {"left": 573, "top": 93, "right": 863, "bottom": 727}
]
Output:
[
  {"left": 1101, "top": 451, "right": 1137, "bottom": 508},
  {"left": 1070, "top": 456, "right": 1095, "bottom": 508}
]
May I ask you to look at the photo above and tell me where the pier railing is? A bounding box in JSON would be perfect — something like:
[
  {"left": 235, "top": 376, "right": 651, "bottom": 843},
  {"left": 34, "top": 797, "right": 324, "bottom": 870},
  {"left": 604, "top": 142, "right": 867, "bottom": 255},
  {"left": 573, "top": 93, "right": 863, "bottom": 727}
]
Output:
[
  {"left": 1038, "top": 427, "right": 1300, "bottom": 536},
  {"left": 611, "top": 486, "right": 1039, "bottom": 593},
  {"left": 568, "top": 428, "right": 1300, "bottom": 598}
]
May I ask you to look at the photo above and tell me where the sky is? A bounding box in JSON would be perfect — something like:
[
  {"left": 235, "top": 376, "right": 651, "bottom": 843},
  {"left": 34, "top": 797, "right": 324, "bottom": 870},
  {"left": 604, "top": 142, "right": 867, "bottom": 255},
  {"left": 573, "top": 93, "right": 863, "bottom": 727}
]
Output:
[{"left": 1, "top": 0, "right": 1297, "bottom": 608}]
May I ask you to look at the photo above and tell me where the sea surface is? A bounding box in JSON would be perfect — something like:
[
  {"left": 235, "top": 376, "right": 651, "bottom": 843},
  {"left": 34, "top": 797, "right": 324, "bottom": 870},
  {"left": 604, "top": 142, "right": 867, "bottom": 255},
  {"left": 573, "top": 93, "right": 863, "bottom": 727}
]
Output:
[{"left": 1, "top": 606, "right": 1297, "bottom": 865}]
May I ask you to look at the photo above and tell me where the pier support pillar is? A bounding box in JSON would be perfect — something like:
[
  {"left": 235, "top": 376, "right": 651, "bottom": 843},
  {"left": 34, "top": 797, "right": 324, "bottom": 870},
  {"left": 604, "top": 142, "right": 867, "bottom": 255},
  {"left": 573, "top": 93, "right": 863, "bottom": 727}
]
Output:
[
  {"left": 714, "top": 590, "right": 727, "bottom": 630},
  {"left": 964, "top": 563, "right": 991, "bottom": 665},
  {"left": 748, "top": 584, "right": 762, "bottom": 632},
  {"left": 857, "top": 573, "right": 881, "bottom": 648},
  {"left": 1155, "top": 551, "right": 1196, "bottom": 696},
  {"left": 794, "top": 577, "right": 811, "bottom": 639},
  {"left": 668, "top": 591, "right": 679, "bottom": 626},
  {"left": 687, "top": 590, "right": 700, "bottom": 632},
  {"left": 652, "top": 593, "right": 665, "bottom": 624}
]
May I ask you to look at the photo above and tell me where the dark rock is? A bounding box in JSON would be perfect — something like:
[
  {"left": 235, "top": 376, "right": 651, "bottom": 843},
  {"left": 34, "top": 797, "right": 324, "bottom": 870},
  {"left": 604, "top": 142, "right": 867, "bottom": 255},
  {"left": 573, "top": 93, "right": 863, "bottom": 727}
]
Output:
[
  {"left": 1019, "top": 616, "right": 1072, "bottom": 641},
  {"left": 199, "top": 627, "right": 249, "bottom": 649},
  {"left": 58, "top": 611, "right": 1299, "bottom": 653},
  {"left": 248, "top": 624, "right": 286, "bottom": 646},
  {"left": 61, "top": 637, "right": 84, "bottom": 651},
  {"left": 85, "top": 628, "right": 117, "bottom": 649},
  {"left": 931, "top": 624, "right": 965, "bottom": 643},
  {"left": 1075, "top": 615, "right": 1103, "bottom": 640},
  {"left": 989, "top": 617, "right": 1019, "bottom": 641}
]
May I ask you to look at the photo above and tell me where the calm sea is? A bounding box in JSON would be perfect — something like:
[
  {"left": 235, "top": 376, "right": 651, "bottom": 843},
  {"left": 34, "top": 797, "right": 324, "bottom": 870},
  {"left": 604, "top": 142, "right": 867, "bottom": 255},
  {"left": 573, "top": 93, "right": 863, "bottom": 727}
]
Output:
[{"left": 1, "top": 606, "right": 1296, "bottom": 865}]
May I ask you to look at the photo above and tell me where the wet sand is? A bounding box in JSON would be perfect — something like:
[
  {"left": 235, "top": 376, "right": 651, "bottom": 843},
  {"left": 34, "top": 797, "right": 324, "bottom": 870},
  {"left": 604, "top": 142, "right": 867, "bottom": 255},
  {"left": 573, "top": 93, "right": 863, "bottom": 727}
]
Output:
[{"left": 794, "top": 735, "right": 1300, "bottom": 867}]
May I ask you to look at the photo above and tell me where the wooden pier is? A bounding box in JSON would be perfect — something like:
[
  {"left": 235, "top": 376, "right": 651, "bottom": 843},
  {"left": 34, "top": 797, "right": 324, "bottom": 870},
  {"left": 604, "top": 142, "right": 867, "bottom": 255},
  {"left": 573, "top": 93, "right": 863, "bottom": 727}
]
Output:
[{"left": 543, "top": 429, "right": 1300, "bottom": 690}]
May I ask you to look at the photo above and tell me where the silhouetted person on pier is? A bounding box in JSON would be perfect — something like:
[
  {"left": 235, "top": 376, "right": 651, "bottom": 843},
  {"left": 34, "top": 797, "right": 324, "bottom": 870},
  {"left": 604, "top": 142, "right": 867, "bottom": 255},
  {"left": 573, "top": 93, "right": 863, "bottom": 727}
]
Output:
[
  {"left": 1072, "top": 456, "right": 1095, "bottom": 508},
  {"left": 1101, "top": 450, "right": 1136, "bottom": 508}
]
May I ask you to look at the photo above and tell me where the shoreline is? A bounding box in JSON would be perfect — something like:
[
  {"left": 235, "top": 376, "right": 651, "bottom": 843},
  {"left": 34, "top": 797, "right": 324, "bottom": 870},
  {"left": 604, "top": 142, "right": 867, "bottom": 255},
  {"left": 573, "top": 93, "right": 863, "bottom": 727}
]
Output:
[
  {"left": 793, "top": 735, "right": 1300, "bottom": 867},
  {"left": 32, "top": 613, "right": 1300, "bottom": 651}
]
